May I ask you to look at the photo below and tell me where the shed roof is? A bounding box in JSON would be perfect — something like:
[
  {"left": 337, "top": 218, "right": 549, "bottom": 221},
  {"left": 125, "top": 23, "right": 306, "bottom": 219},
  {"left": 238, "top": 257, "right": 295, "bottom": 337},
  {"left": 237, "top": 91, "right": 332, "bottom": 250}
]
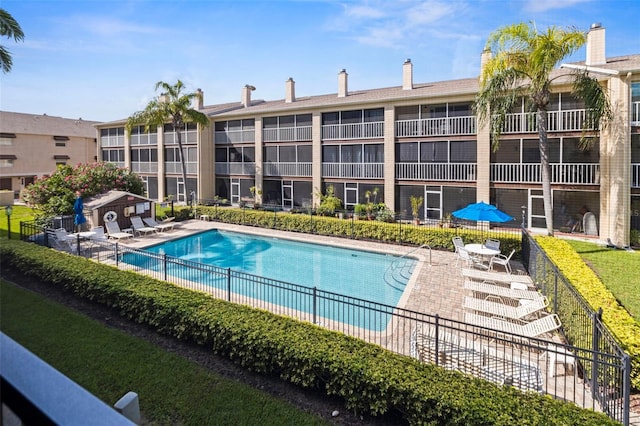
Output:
[{"left": 84, "top": 190, "right": 154, "bottom": 209}]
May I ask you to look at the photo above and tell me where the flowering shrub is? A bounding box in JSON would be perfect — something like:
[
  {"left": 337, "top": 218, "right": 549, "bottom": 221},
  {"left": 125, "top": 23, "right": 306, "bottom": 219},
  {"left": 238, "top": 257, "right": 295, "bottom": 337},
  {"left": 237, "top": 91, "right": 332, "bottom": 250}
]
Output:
[{"left": 21, "top": 162, "right": 145, "bottom": 216}]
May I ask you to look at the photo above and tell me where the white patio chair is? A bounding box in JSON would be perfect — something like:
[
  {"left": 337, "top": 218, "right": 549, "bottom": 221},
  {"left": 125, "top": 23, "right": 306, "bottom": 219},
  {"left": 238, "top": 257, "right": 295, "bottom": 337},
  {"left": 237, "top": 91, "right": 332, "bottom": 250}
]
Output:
[
  {"left": 489, "top": 249, "right": 516, "bottom": 274},
  {"left": 51, "top": 228, "right": 76, "bottom": 251},
  {"left": 143, "top": 217, "right": 174, "bottom": 232},
  {"left": 130, "top": 216, "right": 158, "bottom": 236},
  {"left": 464, "top": 312, "right": 562, "bottom": 339},
  {"left": 89, "top": 226, "right": 110, "bottom": 242},
  {"left": 463, "top": 295, "right": 549, "bottom": 320},
  {"left": 452, "top": 236, "right": 464, "bottom": 253},
  {"left": 484, "top": 238, "right": 500, "bottom": 251},
  {"left": 104, "top": 221, "right": 134, "bottom": 240},
  {"left": 456, "top": 247, "right": 489, "bottom": 270}
]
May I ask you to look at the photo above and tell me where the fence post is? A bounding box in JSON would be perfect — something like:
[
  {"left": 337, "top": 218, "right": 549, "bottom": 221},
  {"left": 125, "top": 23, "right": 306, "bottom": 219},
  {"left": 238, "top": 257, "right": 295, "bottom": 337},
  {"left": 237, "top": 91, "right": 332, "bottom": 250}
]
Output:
[
  {"left": 623, "top": 353, "right": 631, "bottom": 426},
  {"left": 115, "top": 242, "right": 119, "bottom": 267},
  {"left": 591, "top": 307, "right": 602, "bottom": 400},
  {"left": 273, "top": 209, "right": 277, "bottom": 229},
  {"left": 553, "top": 273, "right": 558, "bottom": 315},
  {"left": 163, "top": 254, "right": 167, "bottom": 282},
  {"left": 76, "top": 234, "right": 81, "bottom": 256},
  {"left": 350, "top": 214, "right": 355, "bottom": 239},
  {"left": 312, "top": 287, "right": 317, "bottom": 325},
  {"left": 434, "top": 314, "right": 440, "bottom": 366},
  {"left": 226, "top": 268, "right": 231, "bottom": 302}
]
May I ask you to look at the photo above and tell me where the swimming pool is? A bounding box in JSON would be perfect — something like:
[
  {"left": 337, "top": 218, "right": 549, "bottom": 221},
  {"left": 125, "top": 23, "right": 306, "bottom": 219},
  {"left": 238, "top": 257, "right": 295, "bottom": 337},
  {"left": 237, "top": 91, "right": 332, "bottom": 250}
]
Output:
[{"left": 125, "top": 229, "right": 417, "bottom": 329}]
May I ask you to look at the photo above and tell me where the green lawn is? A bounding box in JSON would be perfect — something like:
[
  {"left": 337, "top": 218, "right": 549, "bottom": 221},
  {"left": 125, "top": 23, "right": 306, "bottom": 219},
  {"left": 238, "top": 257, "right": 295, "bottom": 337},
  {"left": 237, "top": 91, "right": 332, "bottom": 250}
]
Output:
[
  {"left": 0, "top": 280, "right": 328, "bottom": 425},
  {"left": 0, "top": 204, "right": 36, "bottom": 239},
  {"left": 565, "top": 239, "right": 640, "bottom": 320}
]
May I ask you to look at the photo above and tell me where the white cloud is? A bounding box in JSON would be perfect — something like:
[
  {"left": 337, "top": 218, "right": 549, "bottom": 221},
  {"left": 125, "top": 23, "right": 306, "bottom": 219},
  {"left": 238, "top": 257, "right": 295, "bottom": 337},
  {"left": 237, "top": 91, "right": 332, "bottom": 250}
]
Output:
[{"left": 523, "top": 0, "right": 592, "bottom": 13}]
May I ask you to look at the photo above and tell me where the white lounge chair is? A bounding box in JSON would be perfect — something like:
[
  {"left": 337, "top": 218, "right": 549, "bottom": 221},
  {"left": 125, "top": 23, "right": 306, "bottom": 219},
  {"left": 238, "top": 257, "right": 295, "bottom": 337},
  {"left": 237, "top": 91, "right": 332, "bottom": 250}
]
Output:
[
  {"left": 489, "top": 249, "right": 516, "bottom": 274},
  {"left": 463, "top": 295, "right": 549, "bottom": 320},
  {"left": 104, "top": 221, "right": 134, "bottom": 240},
  {"left": 89, "top": 226, "right": 110, "bottom": 243},
  {"left": 143, "top": 217, "right": 174, "bottom": 232},
  {"left": 464, "top": 312, "right": 562, "bottom": 339},
  {"left": 130, "top": 216, "right": 158, "bottom": 236}
]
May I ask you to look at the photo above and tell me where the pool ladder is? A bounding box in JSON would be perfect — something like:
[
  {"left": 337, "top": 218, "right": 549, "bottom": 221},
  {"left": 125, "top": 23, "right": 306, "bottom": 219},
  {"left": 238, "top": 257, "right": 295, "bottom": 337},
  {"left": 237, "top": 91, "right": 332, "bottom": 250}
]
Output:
[{"left": 383, "top": 244, "right": 431, "bottom": 290}]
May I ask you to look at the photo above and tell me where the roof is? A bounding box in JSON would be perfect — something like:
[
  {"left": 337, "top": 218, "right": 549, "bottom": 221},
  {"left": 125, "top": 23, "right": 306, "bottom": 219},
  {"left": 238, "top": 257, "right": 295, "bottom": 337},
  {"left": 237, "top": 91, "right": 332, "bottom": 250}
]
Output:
[
  {"left": 84, "top": 190, "right": 154, "bottom": 209},
  {"left": 0, "top": 111, "right": 100, "bottom": 138}
]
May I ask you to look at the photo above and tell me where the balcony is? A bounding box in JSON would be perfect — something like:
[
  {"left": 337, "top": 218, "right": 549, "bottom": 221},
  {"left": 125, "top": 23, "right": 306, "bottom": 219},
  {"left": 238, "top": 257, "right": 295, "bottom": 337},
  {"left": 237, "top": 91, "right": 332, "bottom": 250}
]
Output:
[
  {"left": 502, "top": 109, "right": 594, "bottom": 134},
  {"left": 264, "top": 162, "right": 312, "bottom": 177},
  {"left": 633, "top": 164, "right": 640, "bottom": 188},
  {"left": 321, "top": 122, "right": 384, "bottom": 140},
  {"left": 491, "top": 163, "right": 599, "bottom": 185},
  {"left": 164, "top": 162, "right": 197, "bottom": 174},
  {"left": 215, "top": 162, "right": 256, "bottom": 175},
  {"left": 395, "top": 163, "right": 476, "bottom": 181},
  {"left": 263, "top": 126, "right": 312, "bottom": 142},
  {"left": 395, "top": 116, "right": 476, "bottom": 137},
  {"left": 322, "top": 162, "right": 384, "bottom": 179},
  {"left": 131, "top": 162, "right": 158, "bottom": 173},
  {"left": 632, "top": 101, "right": 640, "bottom": 126},
  {"left": 215, "top": 130, "right": 255, "bottom": 144}
]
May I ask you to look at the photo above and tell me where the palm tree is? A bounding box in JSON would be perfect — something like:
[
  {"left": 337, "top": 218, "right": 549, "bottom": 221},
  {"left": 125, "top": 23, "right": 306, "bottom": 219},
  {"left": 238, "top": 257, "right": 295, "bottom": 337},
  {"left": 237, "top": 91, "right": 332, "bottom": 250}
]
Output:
[
  {"left": 474, "top": 22, "right": 611, "bottom": 236},
  {"left": 0, "top": 8, "right": 24, "bottom": 73},
  {"left": 126, "top": 80, "right": 209, "bottom": 203}
]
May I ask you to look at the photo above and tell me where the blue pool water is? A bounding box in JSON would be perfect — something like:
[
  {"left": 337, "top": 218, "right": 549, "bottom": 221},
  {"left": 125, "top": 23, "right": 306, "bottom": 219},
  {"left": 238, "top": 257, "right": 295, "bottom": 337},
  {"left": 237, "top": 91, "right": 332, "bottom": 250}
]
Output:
[{"left": 125, "top": 230, "right": 416, "bottom": 330}]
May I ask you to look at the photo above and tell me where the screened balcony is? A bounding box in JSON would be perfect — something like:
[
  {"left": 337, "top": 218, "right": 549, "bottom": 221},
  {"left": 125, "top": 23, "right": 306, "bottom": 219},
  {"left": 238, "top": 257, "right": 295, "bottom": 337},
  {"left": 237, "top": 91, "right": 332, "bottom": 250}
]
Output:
[
  {"left": 264, "top": 162, "right": 312, "bottom": 177},
  {"left": 502, "top": 109, "right": 594, "bottom": 134},
  {"left": 263, "top": 126, "right": 312, "bottom": 142},
  {"left": 491, "top": 163, "right": 599, "bottom": 185},
  {"left": 395, "top": 116, "right": 476, "bottom": 137},
  {"left": 632, "top": 101, "right": 640, "bottom": 126},
  {"left": 131, "top": 162, "right": 158, "bottom": 173},
  {"left": 215, "top": 129, "right": 255, "bottom": 144},
  {"left": 321, "top": 121, "right": 384, "bottom": 140},
  {"left": 165, "top": 162, "right": 197, "bottom": 174},
  {"left": 215, "top": 162, "right": 256, "bottom": 175},
  {"left": 395, "top": 163, "right": 476, "bottom": 181},
  {"left": 322, "top": 163, "right": 384, "bottom": 179}
]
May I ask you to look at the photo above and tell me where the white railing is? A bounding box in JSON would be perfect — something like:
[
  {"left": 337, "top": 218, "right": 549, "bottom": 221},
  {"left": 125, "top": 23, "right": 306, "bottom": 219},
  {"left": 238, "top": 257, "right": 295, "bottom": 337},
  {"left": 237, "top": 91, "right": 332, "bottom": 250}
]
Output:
[
  {"left": 100, "top": 137, "right": 124, "bottom": 147},
  {"left": 264, "top": 162, "right": 312, "bottom": 177},
  {"left": 491, "top": 163, "right": 599, "bottom": 185},
  {"left": 263, "top": 126, "right": 312, "bottom": 142},
  {"left": 502, "top": 109, "right": 594, "bottom": 133},
  {"left": 164, "top": 162, "right": 197, "bottom": 174},
  {"left": 131, "top": 162, "right": 158, "bottom": 173},
  {"left": 322, "top": 162, "right": 384, "bottom": 178},
  {"left": 395, "top": 116, "right": 476, "bottom": 137},
  {"left": 395, "top": 163, "right": 476, "bottom": 181},
  {"left": 321, "top": 122, "right": 384, "bottom": 140},
  {"left": 215, "top": 130, "right": 255, "bottom": 144},
  {"left": 632, "top": 164, "right": 640, "bottom": 188},
  {"left": 632, "top": 102, "right": 640, "bottom": 126},
  {"left": 215, "top": 162, "right": 256, "bottom": 175}
]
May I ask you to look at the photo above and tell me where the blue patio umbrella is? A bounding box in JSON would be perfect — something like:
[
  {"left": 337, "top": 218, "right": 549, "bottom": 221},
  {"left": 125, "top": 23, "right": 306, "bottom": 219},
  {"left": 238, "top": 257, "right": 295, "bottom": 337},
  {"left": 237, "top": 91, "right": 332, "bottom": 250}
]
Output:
[
  {"left": 73, "top": 194, "right": 86, "bottom": 227},
  {"left": 452, "top": 201, "right": 514, "bottom": 223}
]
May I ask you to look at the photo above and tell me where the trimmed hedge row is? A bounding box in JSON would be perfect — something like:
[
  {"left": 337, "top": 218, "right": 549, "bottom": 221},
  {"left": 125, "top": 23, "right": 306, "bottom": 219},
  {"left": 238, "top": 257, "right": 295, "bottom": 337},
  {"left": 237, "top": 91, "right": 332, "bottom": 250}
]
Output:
[
  {"left": 0, "top": 239, "right": 617, "bottom": 425},
  {"left": 536, "top": 236, "right": 640, "bottom": 390},
  {"left": 192, "top": 206, "right": 522, "bottom": 256}
]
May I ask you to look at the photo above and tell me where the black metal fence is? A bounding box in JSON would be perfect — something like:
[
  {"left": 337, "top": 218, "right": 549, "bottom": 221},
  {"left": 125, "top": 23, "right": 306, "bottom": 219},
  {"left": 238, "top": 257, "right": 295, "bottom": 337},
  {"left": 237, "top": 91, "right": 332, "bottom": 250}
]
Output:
[{"left": 18, "top": 220, "right": 631, "bottom": 424}]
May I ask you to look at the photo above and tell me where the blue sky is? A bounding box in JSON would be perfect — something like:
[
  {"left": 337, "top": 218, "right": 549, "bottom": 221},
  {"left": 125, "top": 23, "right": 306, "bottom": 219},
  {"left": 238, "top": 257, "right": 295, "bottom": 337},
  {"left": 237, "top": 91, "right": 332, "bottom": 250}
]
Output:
[{"left": 1, "top": 0, "right": 639, "bottom": 122}]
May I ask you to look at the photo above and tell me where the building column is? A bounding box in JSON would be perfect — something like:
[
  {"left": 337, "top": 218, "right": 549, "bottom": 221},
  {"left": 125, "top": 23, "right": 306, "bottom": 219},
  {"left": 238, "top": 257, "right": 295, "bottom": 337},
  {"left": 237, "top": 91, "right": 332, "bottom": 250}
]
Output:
[
  {"left": 197, "top": 122, "right": 214, "bottom": 202},
  {"left": 600, "top": 75, "right": 631, "bottom": 246},
  {"left": 254, "top": 117, "right": 263, "bottom": 204},
  {"left": 312, "top": 112, "right": 322, "bottom": 207},
  {"left": 476, "top": 49, "right": 492, "bottom": 204},
  {"left": 383, "top": 104, "right": 396, "bottom": 211},
  {"left": 157, "top": 125, "right": 166, "bottom": 201}
]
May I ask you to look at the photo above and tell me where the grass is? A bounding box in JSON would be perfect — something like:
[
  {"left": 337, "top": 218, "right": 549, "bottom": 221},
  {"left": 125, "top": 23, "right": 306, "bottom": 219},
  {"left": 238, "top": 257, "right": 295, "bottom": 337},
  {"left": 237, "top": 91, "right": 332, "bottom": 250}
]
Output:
[
  {"left": 0, "top": 204, "right": 36, "bottom": 239},
  {"left": 565, "top": 239, "right": 640, "bottom": 320},
  {"left": 0, "top": 280, "right": 328, "bottom": 425}
]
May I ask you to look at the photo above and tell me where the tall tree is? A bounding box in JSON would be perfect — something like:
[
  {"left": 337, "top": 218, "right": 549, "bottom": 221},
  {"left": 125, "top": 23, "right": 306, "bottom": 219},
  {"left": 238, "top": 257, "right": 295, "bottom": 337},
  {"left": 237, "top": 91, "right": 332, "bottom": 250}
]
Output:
[
  {"left": 474, "top": 22, "right": 611, "bottom": 236},
  {"left": 126, "top": 80, "right": 209, "bottom": 202},
  {"left": 0, "top": 8, "right": 24, "bottom": 73}
]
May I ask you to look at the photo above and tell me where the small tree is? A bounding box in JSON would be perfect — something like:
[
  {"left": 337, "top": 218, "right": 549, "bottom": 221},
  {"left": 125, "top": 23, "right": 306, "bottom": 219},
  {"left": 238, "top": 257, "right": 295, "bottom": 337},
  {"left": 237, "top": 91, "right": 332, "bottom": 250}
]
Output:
[
  {"left": 316, "top": 186, "right": 343, "bottom": 216},
  {"left": 410, "top": 195, "right": 423, "bottom": 220}
]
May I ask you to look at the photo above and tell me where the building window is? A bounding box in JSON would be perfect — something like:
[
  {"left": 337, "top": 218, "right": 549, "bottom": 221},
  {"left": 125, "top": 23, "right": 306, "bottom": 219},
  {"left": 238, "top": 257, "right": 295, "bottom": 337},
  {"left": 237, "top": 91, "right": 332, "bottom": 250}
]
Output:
[
  {"left": 0, "top": 155, "right": 16, "bottom": 167},
  {"left": 102, "top": 149, "right": 125, "bottom": 162},
  {"left": 130, "top": 125, "right": 158, "bottom": 145},
  {"left": 100, "top": 127, "right": 125, "bottom": 147}
]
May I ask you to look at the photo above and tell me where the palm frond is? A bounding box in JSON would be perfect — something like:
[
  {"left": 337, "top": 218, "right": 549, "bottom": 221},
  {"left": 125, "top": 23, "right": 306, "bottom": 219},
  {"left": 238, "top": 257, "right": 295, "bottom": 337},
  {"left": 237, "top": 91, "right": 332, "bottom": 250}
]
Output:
[{"left": 572, "top": 70, "right": 612, "bottom": 148}]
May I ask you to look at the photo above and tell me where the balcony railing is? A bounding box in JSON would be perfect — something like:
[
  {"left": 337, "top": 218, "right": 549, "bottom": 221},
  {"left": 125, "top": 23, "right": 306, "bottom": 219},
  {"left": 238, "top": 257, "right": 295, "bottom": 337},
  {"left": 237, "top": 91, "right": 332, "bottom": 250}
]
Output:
[
  {"left": 321, "top": 122, "right": 384, "bottom": 140},
  {"left": 396, "top": 163, "right": 477, "bottom": 181},
  {"left": 322, "top": 162, "right": 384, "bottom": 179},
  {"left": 395, "top": 116, "right": 476, "bottom": 137},
  {"left": 264, "top": 162, "right": 312, "bottom": 177},
  {"left": 502, "top": 109, "right": 594, "bottom": 134},
  {"left": 131, "top": 162, "right": 158, "bottom": 173},
  {"left": 215, "top": 162, "right": 256, "bottom": 175},
  {"left": 263, "top": 126, "right": 312, "bottom": 142},
  {"left": 215, "top": 130, "right": 255, "bottom": 144},
  {"left": 491, "top": 163, "right": 599, "bottom": 185},
  {"left": 633, "top": 163, "right": 640, "bottom": 188},
  {"left": 164, "top": 162, "right": 197, "bottom": 174},
  {"left": 632, "top": 101, "right": 640, "bottom": 126}
]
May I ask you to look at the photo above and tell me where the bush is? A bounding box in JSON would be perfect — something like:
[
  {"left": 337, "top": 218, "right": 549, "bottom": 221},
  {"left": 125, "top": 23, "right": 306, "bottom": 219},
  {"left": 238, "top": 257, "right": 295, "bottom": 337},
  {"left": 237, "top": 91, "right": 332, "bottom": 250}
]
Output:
[{"left": 0, "top": 239, "right": 617, "bottom": 425}]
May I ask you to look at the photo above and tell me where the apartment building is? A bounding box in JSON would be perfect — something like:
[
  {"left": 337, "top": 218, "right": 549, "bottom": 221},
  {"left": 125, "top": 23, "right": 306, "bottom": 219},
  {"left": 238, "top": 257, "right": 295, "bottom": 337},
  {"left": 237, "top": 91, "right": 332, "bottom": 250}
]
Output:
[
  {"left": 96, "top": 25, "right": 640, "bottom": 246},
  {"left": 0, "top": 111, "right": 99, "bottom": 197}
]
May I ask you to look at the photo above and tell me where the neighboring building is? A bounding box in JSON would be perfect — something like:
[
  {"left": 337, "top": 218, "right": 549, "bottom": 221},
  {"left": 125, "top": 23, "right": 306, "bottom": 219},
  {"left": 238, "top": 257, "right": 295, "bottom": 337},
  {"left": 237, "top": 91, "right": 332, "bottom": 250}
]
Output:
[
  {"left": 96, "top": 24, "right": 639, "bottom": 246},
  {"left": 0, "top": 111, "right": 99, "bottom": 196}
]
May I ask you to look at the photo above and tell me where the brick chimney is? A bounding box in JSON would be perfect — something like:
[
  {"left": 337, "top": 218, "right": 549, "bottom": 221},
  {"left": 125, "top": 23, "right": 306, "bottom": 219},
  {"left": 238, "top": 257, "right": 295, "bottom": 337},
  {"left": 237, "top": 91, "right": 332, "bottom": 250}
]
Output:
[
  {"left": 338, "top": 69, "right": 348, "bottom": 98},
  {"left": 402, "top": 59, "right": 413, "bottom": 90},
  {"left": 285, "top": 77, "right": 295, "bottom": 103},
  {"left": 586, "top": 23, "right": 606, "bottom": 66},
  {"left": 242, "top": 84, "right": 255, "bottom": 107}
]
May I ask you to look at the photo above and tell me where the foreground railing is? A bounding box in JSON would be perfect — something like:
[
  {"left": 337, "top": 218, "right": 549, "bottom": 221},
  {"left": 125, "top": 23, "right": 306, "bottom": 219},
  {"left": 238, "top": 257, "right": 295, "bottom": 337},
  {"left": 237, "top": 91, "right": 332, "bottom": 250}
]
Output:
[
  {"left": 491, "top": 163, "right": 600, "bottom": 185},
  {"left": 19, "top": 222, "right": 631, "bottom": 424}
]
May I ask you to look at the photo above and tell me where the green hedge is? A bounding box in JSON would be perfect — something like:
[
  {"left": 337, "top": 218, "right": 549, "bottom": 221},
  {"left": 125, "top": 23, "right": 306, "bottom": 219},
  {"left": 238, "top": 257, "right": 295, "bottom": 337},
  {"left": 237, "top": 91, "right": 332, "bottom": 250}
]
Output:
[
  {"left": 0, "top": 240, "right": 617, "bottom": 425},
  {"left": 536, "top": 236, "right": 640, "bottom": 390},
  {"left": 195, "top": 206, "right": 522, "bottom": 256}
]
